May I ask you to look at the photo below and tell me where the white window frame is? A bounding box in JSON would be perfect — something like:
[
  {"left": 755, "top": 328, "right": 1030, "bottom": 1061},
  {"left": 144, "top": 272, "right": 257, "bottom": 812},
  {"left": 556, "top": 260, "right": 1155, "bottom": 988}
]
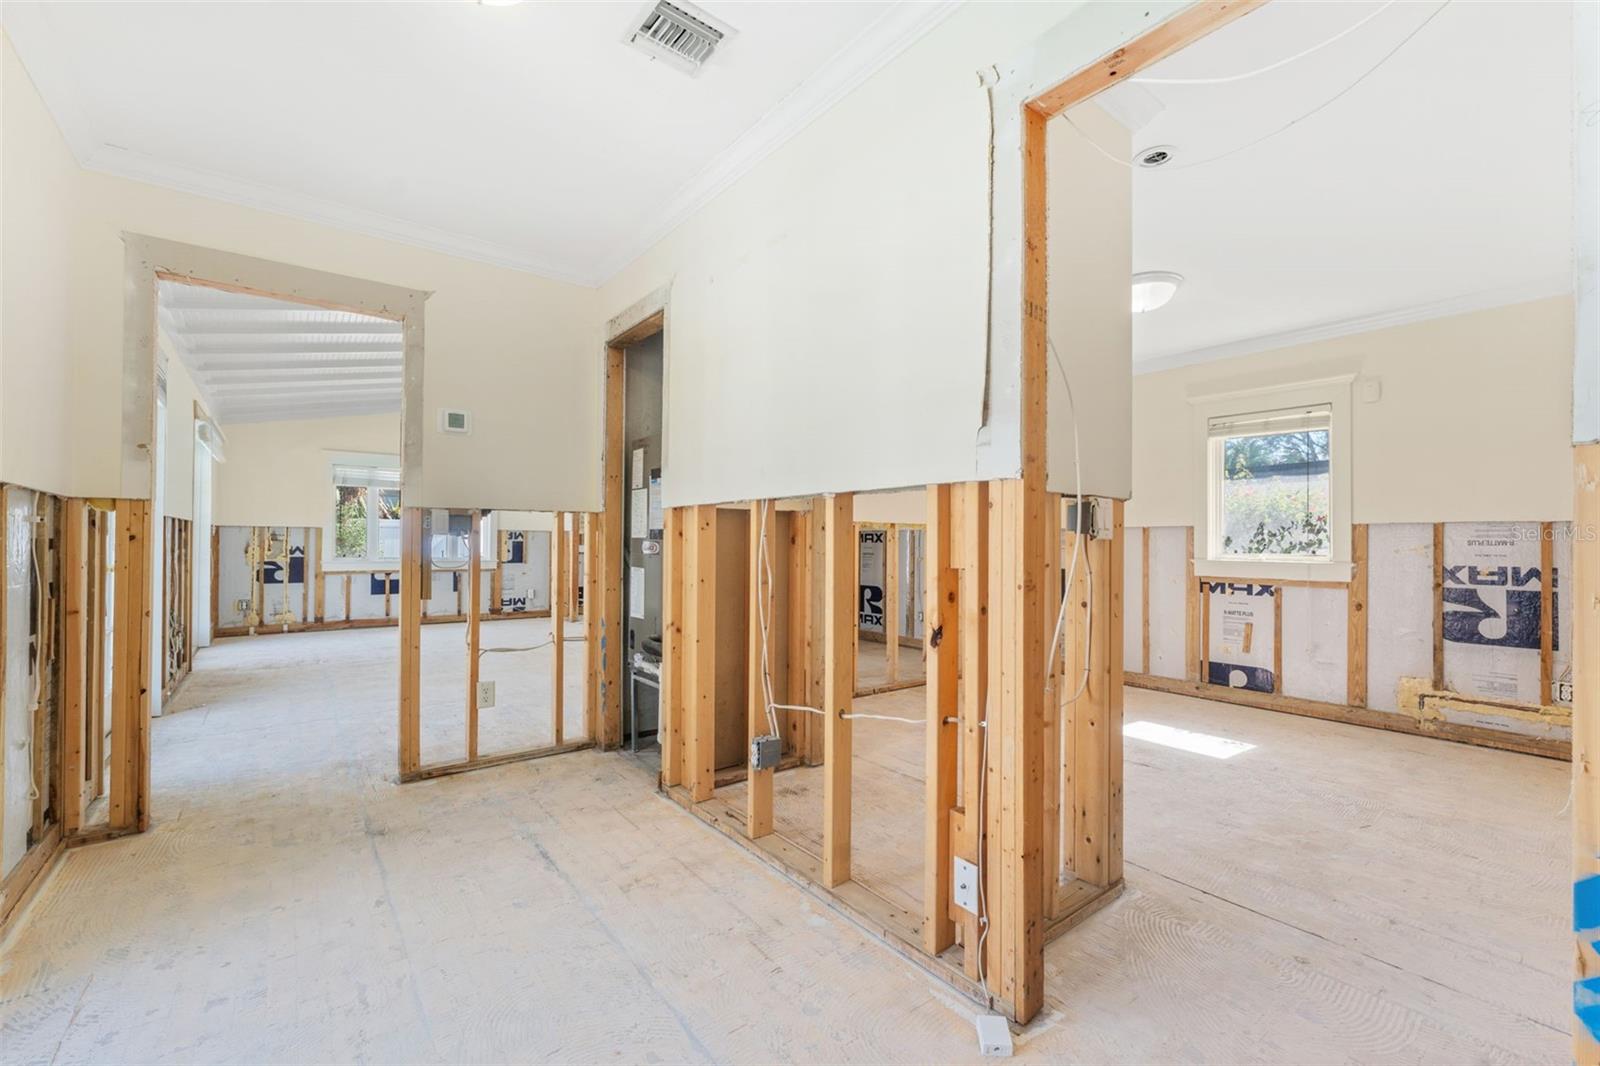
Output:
[
  {"left": 329, "top": 453, "right": 402, "bottom": 568},
  {"left": 1189, "top": 376, "right": 1353, "bottom": 583}
]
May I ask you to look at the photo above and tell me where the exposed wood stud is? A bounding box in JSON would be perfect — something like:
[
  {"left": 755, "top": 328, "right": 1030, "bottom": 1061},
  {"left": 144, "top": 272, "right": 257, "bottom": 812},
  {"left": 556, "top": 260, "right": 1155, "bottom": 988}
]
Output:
[
  {"left": 1348, "top": 524, "right": 1369, "bottom": 707},
  {"left": 687, "top": 504, "right": 717, "bottom": 802},
  {"left": 823, "top": 493, "right": 855, "bottom": 887},
  {"left": 1433, "top": 522, "right": 1446, "bottom": 689},
  {"left": 1541, "top": 520, "right": 1554, "bottom": 707},
  {"left": 553, "top": 512, "right": 566, "bottom": 746},
  {"left": 661, "top": 507, "right": 684, "bottom": 786},
  {"left": 467, "top": 511, "right": 482, "bottom": 762},
  {"left": 1185, "top": 526, "right": 1200, "bottom": 681},
  {"left": 1573, "top": 445, "right": 1600, "bottom": 1064},
  {"left": 747, "top": 500, "right": 775, "bottom": 839},
  {"left": 923, "top": 485, "right": 958, "bottom": 953}
]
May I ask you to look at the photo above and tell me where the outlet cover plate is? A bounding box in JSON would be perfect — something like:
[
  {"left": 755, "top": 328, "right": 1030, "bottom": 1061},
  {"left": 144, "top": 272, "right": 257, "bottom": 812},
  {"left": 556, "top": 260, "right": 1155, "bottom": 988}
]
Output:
[
  {"left": 953, "top": 856, "right": 979, "bottom": 914},
  {"left": 477, "top": 680, "right": 495, "bottom": 708}
]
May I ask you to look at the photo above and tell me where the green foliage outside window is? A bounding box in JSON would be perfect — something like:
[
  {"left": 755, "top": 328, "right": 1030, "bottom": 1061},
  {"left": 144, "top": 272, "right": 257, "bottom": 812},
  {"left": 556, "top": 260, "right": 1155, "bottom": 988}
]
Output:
[
  {"left": 335, "top": 485, "right": 368, "bottom": 558},
  {"left": 1220, "top": 429, "right": 1330, "bottom": 557}
]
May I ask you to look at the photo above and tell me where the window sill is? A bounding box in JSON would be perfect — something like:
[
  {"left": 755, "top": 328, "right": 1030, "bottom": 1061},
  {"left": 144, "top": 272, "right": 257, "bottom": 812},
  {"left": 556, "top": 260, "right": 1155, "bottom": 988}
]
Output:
[{"left": 1193, "top": 557, "right": 1352, "bottom": 585}]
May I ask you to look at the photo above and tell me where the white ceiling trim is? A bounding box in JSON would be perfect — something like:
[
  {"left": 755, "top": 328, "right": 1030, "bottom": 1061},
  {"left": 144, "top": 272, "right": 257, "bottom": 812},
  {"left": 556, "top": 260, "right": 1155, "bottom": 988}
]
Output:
[
  {"left": 4, "top": 1, "right": 963, "bottom": 289},
  {"left": 589, "top": 0, "right": 964, "bottom": 282},
  {"left": 1134, "top": 276, "right": 1573, "bottom": 377}
]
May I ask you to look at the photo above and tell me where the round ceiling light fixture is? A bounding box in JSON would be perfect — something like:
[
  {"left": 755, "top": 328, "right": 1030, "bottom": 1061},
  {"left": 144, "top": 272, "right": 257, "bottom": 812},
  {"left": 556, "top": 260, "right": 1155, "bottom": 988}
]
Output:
[
  {"left": 1131, "top": 271, "right": 1183, "bottom": 313},
  {"left": 1136, "top": 145, "right": 1176, "bottom": 168}
]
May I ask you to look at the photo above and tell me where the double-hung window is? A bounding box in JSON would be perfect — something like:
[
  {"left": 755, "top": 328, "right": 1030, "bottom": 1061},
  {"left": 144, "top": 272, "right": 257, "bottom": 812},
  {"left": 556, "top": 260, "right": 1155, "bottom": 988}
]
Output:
[
  {"left": 332, "top": 462, "right": 402, "bottom": 564},
  {"left": 1191, "top": 376, "right": 1352, "bottom": 583},
  {"left": 1208, "top": 405, "right": 1332, "bottom": 561}
]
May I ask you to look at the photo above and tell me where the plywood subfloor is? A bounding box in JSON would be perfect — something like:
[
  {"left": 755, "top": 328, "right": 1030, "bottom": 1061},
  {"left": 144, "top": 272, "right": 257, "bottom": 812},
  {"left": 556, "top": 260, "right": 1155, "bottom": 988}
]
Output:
[{"left": 0, "top": 626, "right": 1566, "bottom": 1063}]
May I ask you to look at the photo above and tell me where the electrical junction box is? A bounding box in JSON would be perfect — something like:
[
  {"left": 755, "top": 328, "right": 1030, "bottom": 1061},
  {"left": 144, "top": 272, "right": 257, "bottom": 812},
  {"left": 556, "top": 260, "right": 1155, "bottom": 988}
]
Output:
[
  {"left": 750, "top": 734, "right": 781, "bottom": 771},
  {"left": 1065, "top": 497, "right": 1104, "bottom": 539},
  {"left": 953, "top": 856, "right": 979, "bottom": 914},
  {"left": 975, "top": 1014, "right": 1013, "bottom": 1057},
  {"left": 477, "top": 681, "right": 496, "bottom": 708}
]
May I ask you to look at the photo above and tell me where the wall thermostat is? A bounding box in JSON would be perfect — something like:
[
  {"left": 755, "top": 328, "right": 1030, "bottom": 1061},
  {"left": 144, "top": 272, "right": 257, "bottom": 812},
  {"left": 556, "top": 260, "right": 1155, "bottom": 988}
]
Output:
[{"left": 439, "top": 409, "right": 471, "bottom": 434}]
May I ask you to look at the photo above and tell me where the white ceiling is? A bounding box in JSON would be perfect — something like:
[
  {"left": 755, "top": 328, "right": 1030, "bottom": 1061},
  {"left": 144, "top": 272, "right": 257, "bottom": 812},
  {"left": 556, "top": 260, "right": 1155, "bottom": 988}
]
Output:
[
  {"left": 4, "top": 0, "right": 956, "bottom": 286},
  {"left": 1086, "top": 0, "right": 1573, "bottom": 368},
  {"left": 158, "top": 281, "right": 402, "bottom": 425}
]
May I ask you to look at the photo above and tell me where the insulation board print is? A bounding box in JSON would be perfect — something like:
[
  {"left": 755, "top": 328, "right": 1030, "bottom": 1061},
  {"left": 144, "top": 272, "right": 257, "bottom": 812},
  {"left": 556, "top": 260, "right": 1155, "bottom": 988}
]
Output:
[
  {"left": 1205, "top": 582, "right": 1275, "bottom": 693},
  {"left": 1442, "top": 522, "right": 1542, "bottom": 704}
]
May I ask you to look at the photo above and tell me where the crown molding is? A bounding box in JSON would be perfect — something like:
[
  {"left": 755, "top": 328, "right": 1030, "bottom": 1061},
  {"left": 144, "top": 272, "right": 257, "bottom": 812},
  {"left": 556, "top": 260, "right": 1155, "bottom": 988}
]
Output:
[
  {"left": 1133, "top": 277, "right": 1573, "bottom": 376},
  {"left": 6, "top": 1, "right": 964, "bottom": 290},
  {"left": 588, "top": 0, "right": 965, "bottom": 283}
]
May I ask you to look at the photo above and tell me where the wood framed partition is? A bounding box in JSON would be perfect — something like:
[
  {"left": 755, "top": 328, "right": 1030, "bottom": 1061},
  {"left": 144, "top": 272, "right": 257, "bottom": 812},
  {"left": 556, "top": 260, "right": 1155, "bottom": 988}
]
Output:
[
  {"left": 397, "top": 507, "right": 592, "bottom": 783},
  {"left": 592, "top": 0, "right": 1261, "bottom": 1026}
]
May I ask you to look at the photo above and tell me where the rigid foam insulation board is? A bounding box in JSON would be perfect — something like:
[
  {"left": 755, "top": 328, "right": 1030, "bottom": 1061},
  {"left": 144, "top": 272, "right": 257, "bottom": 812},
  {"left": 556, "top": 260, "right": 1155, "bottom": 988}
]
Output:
[
  {"left": 216, "top": 526, "right": 253, "bottom": 629},
  {"left": 858, "top": 528, "right": 886, "bottom": 635},
  {"left": 1366, "top": 523, "right": 1435, "bottom": 713},
  {"left": 1554, "top": 521, "right": 1573, "bottom": 705},
  {"left": 1205, "top": 582, "right": 1275, "bottom": 693},
  {"left": 350, "top": 571, "right": 395, "bottom": 620},
  {"left": 1281, "top": 585, "right": 1348, "bottom": 705},
  {"left": 420, "top": 565, "right": 458, "bottom": 618},
  {"left": 1146, "top": 527, "right": 1188, "bottom": 679},
  {"left": 899, "top": 528, "right": 925, "bottom": 644},
  {"left": 1122, "top": 529, "right": 1144, "bottom": 674},
  {"left": 499, "top": 530, "right": 550, "bottom": 613},
  {"left": 257, "top": 528, "right": 308, "bottom": 628},
  {"left": 1443, "top": 522, "right": 1541, "bottom": 704},
  {"left": 3, "top": 488, "right": 38, "bottom": 879}
]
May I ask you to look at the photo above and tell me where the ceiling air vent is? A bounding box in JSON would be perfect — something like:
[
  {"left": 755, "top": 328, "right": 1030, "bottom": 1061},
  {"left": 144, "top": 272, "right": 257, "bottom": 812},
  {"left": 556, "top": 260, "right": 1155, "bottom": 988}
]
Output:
[{"left": 624, "top": 0, "right": 733, "bottom": 76}]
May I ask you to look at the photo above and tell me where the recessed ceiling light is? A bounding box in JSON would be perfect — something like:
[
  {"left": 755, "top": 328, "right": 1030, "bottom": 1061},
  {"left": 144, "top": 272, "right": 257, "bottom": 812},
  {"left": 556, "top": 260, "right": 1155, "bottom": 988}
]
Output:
[
  {"left": 1136, "top": 145, "right": 1176, "bottom": 168},
  {"left": 1132, "top": 271, "right": 1183, "bottom": 313}
]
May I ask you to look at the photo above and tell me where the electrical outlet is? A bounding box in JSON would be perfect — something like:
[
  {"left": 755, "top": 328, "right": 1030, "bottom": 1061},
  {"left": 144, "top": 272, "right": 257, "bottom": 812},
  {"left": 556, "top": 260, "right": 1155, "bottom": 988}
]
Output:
[
  {"left": 953, "top": 856, "right": 979, "bottom": 915},
  {"left": 235, "top": 599, "right": 251, "bottom": 614},
  {"left": 476, "top": 681, "right": 495, "bottom": 708}
]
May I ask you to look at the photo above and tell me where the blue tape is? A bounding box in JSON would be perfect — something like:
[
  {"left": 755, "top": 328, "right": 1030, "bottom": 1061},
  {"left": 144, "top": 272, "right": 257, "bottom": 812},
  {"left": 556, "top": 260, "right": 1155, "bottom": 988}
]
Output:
[{"left": 1577, "top": 875, "right": 1600, "bottom": 932}]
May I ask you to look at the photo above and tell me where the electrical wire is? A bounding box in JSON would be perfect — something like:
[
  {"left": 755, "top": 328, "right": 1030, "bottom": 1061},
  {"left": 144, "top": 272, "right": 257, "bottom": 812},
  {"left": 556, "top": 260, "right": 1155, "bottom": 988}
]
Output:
[
  {"left": 1045, "top": 340, "right": 1093, "bottom": 887},
  {"left": 1132, "top": 1, "right": 1398, "bottom": 85},
  {"left": 1058, "top": 0, "right": 1451, "bottom": 173},
  {"left": 24, "top": 493, "right": 43, "bottom": 802}
]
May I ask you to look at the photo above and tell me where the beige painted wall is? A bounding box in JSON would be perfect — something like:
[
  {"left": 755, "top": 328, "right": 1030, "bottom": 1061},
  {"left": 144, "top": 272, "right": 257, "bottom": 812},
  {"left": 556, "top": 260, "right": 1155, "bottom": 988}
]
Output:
[
  {"left": 599, "top": 2, "right": 1107, "bottom": 508},
  {"left": 4, "top": 32, "right": 601, "bottom": 510},
  {"left": 214, "top": 412, "right": 399, "bottom": 531},
  {"left": 1, "top": 38, "right": 76, "bottom": 494},
  {"left": 1127, "top": 296, "right": 1576, "bottom": 528}
]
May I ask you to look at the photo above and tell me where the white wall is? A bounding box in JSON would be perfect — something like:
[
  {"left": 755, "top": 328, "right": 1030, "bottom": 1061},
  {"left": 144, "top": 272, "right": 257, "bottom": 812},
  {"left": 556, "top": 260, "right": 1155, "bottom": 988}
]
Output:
[
  {"left": 599, "top": 3, "right": 1087, "bottom": 508},
  {"left": 4, "top": 32, "right": 602, "bottom": 511},
  {"left": 1128, "top": 296, "right": 1576, "bottom": 528},
  {"left": 160, "top": 339, "right": 205, "bottom": 521},
  {"left": 214, "top": 412, "right": 399, "bottom": 530},
  {"left": 1, "top": 37, "right": 76, "bottom": 495}
]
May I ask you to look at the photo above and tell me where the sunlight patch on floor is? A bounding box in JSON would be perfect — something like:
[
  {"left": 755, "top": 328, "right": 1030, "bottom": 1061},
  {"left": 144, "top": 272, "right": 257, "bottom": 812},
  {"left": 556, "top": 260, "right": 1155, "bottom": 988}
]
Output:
[{"left": 1124, "top": 719, "right": 1255, "bottom": 759}]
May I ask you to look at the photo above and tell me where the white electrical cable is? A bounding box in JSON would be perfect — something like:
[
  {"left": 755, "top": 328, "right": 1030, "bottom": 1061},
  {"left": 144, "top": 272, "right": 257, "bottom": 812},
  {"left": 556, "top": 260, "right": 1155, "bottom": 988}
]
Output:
[
  {"left": 975, "top": 715, "right": 991, "bottom": 988},
  {"left": 1059, "top": 0, "right": 1449, "bottom": 173},
  {"left": 24, "top": 493, "right": 43, "bottom": 802},
  {"left": 1132, "top": 1, "right": 1398, "bottom": 85},
  {"left": 1046, "top": 340, "right": 1093, "bottom": 887},
  {"left": 755, "top": 505, "right": 788, "bottom": 738},
  {"left": 841, "top": 712, "right": 925, "bottom": 725}
]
